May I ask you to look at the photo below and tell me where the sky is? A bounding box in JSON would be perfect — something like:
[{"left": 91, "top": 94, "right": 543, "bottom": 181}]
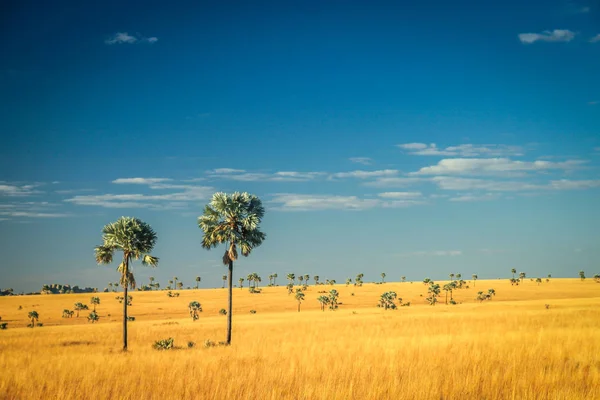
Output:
[{"left": 1, "top": 0, "right": 599, "bottom": 292}]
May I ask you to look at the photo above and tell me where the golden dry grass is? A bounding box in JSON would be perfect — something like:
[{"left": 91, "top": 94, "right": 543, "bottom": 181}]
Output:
[{"left": 1, "top": 278, "right": 599, "bottom": 400}]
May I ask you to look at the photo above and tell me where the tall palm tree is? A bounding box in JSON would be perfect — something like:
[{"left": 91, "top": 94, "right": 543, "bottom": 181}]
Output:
[
  {"left": 198, "top": 192, "right": 266, "bottom": 345},
  {"left": 511, "top": 268, "right": 516, "bottom": 279},
  {"left": 95, "top": 216, "right": 158, "bottom": 351},
  {"left": 472, "top": 274, "right": 478, "bottom": 287},
  {"left": 247, "top": 273, "right": 254, "bottom": 290},
  {"left": 195, "top": 276, "right": 201, "bottom": 289}
]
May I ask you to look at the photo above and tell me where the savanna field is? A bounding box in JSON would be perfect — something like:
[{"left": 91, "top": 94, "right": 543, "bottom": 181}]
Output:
[{"left": 1, "top": 278, "right": 599, "bottom": 400}]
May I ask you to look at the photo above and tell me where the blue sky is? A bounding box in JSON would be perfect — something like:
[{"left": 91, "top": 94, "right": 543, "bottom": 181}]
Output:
[{"left": 1, "top": 0, "right": 599, "bottom": 292}]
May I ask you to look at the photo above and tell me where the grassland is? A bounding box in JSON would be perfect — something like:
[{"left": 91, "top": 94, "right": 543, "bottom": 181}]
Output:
[{"left": 1, "top": 278, "right": 599, "bottom": 400}]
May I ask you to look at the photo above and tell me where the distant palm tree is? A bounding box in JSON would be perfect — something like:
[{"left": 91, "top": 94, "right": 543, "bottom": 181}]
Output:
[
  {"left": 579, "top": 271, "right": 586, "bottom": 281},
  {"left": 247, "top": 273, "right": 254, "bottom": 289},
  {"left": 287, "top": 273, "right": 295, "bottom": 285},
  {"left": 401, "top": 276, "right": 406, "bottom": 283},
  {"left": 449, "top": 273, "right": 455, "bottom": 281},
  {"left": 472, "top": 274, "right": 478, "bottom": 287},
  {"left": 456, "top": 273, "right": 462, "bottom": 280},
  {"left": 314, "top": 276, "right": 319, "bottom": 285},
  {"left": 95, "top": 216, "right": 159, "bottom": 351},
  {"left": 238, "top": 277, "right": 244, "bottom": 289},
  {"left": 298, "top": 276, "right": 304, "bottom": 285},
  {"left": 188, "top": 301, "right": 202, "bottom": 321},
  {"left": 273, "top": 273, "right": 278, "bottom": 286},
  {"left": 168, "top": 280, "right": 173, "bottom": 290},
  {"left": 90, "top": 297, "right": 100, "bottom": 312},
  {"left": 488, "top": 288, "right": 496, "bottom": 298},
  {"left": 511, "top": 268, "right": 517, "bottom": 279},
  {"left": 149, "top": 276, "right": 155, "bottom": 288},
  {"left": 547, "top": 274, "right": 552, "bottom": 279},
  {"left": 536, "top": 278, "right": 542, "bottom": 285},
  {"left": 519, "top": 272, "right": 526, "bottom": 283},
  {"left": 198, "top": 192, "right": 266, "bottom": 346},
  {"left": 346, "top": 278, "right": 352, "bottom": 286},
  {"left": 195, "top": 276, "right": 201, "bottom": 289},
  {"left": 295, "top": 289, "right": 305, "bottom": 312},
  {"left": 268, "top": 274, "right": 274, "bottom": 286},
  {"left": 443, "top": 284, "right": 452, "bottom": 305},
  {"left": 74, "top": 302, "right": 88, "bottom": 318},
  {"left": 317, "top": 295, "right": 329, "bottom": 311},
  {"left": 28, "top": 311, "right": 39, "bottom": 327},
  {"left": 87, "top": 311, "right": 99, "bottom": 323},
  {"left": 177, "top": 282, "right": 183, "bottom": 290},
  {"left": 304, "top": 274, "right": 310, "bottom": 286},
  {"left": 380, "top": 273, "right": 386, "bottom": 283},
  {"left": 423, "top": 278, "right": 431, "bottom": 285},
  {"left": 173, "top": 277, "right": 178, "bottom": 291},
  {"left": 222, "top": 275, "right": 227, "bottom": 288}
]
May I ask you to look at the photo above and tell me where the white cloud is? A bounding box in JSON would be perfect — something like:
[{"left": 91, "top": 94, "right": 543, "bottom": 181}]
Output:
[
  {"left": 364, "top": 177, "right": 423, "bottom": 188},
  {"left": 377, "top": 191, "right": 422, "bottom": 199},
  {"left": 431, "top": 176, "right": 544, "bottom": 192},
  {"left": 549, "top": 179, "right": 600, "bottom": 190},
  {"left": 105, "top": 32, "right": 158, "bottom": 45},
  {"left": 65, "top": 184, "right": 213, "bottom": 209},
  {"left": 112, "top": 178, "right": 172, "bottom": 185},
  {"left": 349, "top": 157, "right": 372, "bottom": 165},
  {"left": 208, "top": 169, "right": 324, "bottom": 182},
  {"left": 330, "top": 170, "right": 399, "bottom": 179},
  {"left": 590, "top": 34, "right": 600, "bottom": 43},
  {"left": 448, "top": 193, "right": 500, "bottom": 202},
  {"left": 412, "top": 158, "right": 585, "bottom": 176},
  {"left": 269, "top": 193, "right": 425, "bottom": 211},
  {"left": 0, "top": 211, "right": 68, "bottom": 218},
  {"left": 0, "top": 183, "right": 41, "bottom": 197},
  {"left": 518, "top": 29, "right": 576, "bottom": 44},
  {"left": 397, "top": 143, "right": 524, "bottom": 157},
  {"left": 270, "top": 194, "right": 380, "bottom": 211}
]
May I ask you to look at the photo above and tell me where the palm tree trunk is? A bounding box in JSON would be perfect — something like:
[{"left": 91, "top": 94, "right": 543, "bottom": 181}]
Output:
[
  {"left": 226, "top": 260, "right": 233, "bottom": 345},
  {"left": 123, "top": 255, "right": 129, "bottom": 352},
  {"left": 445, "top": 291, "right": 448, "bottom": 305},
  {"left": 298, "top": 302, "right": 300, "bottom": 312}
]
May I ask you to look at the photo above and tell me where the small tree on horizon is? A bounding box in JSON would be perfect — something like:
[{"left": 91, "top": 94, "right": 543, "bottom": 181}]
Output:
[
  {"left": 314, "top": 276, "right": 319, "bottom": 285},
  {"left": 380, "top": 273, "right": 386, "bottom": 284},
  {"left": 579, "top": 271, "right": 585, "bottom": 281},
  {"left": 90, "top": 297, "right": 100, "bottom": 312},
  {"left": 28, "top": 311, "right": 39, "bottom": 328},
  {"left": 401, "top": 276, "right": 406, "bottom": 283},
  {"left": 222, "top": 275, "right": 227, "bottom": 288},
  {"left": 511, "top": 268, "right": 517, "bottom": 279},
  {"left": 295, "top": 289, "right": 305, "bottom": 312},
  {"left": 472, "top": 274, "right": 478, "bottom": 287},
  {"left": 195, "top": 276, "right": 201, "bottom": 289},
  {"left": 238, "top": 277, "right": 244, "bottom": 289}
]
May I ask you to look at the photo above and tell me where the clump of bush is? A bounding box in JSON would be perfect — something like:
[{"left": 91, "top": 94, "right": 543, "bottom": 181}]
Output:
[
  {"left": 249, "top": 310, "right": 257, "bottom": 314},
  {"left": 127, "top": 316, "right": 136, "bottom": 321},
  {"left": 167, "top": 291, "right": 180, "bottom": 298},
  {"left": 187, "top": 341, "right": 196, "bottom": 348},
  {"left": 219, "top": 309, "right": 227, "bottom": 315},
  {"left": 0, "top": 323, "right": 7, "bottom": 330},
  {"left": 204, "top": 339, "right": 216, "bottom": 348},
  {"left": 153, "top": 337, "right": 174, "bottom": 350}
]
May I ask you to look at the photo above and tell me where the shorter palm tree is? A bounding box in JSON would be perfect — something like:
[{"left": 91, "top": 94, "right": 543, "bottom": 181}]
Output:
[
  {"left": 472, "top": 274, "right": 478, "bottom": 287},
  {"left": 222, "top": 275, "right": 227, "bottom": 288},
  {"left": 304, "top": 274, "right": 310, "bottom": 286},
  {"left": 273, "top": 273, "right": 278, "bottom": 286},
  {"left": 317, "top": 295, "right": 329, "bottom": 311},
  {"left": 519, "top": 272, "right": 526, "bottom": 282},
  {"left": 401, "top": 276, "right": 406, "bottom": 283},
  {"left": 188, "top": 301, "right": 202, "bottom": 321},
  {"left": 449, "top": 273, "right": 455, "bottom": 281},
  {"left": 238, "top": 277, "right": 244, "bottom": 289},
  {"left": 74, "top": 303, "right": 88, "bottom": 318},
  {"left": 91, "top": 297, "right": 100, "bottom": 312},
  {"left": 380, "top": 273, "right": 386, "bottom": 283},
  {"left": 195, "top": 276, "right": 201, "bottom": 289},
  {"left": 346, "top": 278, "right": 352, "bottom": 286},
  {"left": 298, "top": 276, "right": 304, "bottom": 286},
  {"left": 579, "top": 271, "right": 586, "bottom": 281},
  {"left": 511, "top": 268, "right": 516, "bottom": 279},
  {"left": 28, "top": 311, "right": 39, "bottom": 327},
  {"left": 295, "top": 289, "right": 305, "bottom": 312},
  {"left": 314, "top": 276, "right": 319, "bottom": 285},
  {"left": 88, "top": 311, "right": 99, "bottom": 323},
  {"left": 287, "top": 273, "right": 295, "bottom": 285}
]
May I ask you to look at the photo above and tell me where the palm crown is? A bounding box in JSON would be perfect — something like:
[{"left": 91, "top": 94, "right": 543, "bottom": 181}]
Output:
[{"left": 198, "top": 192, "right": 266, "bottom": 264}]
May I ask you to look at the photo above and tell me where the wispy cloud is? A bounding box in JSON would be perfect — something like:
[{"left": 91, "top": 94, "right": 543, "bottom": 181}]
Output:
[
  {"left": 411, "top": 158, "right": 585, "bottom": 176},
  {"left": 105, "top": 32, "right": 158, "bottom": 45},
  {"left": 349, "top": 157, "right": 372, "bottom": 165},
  {"left": 0, "top": 211, "right": 68, "bottom": 218},
  {"left": 377, "top": 192, "right": 422, "bottom": 199},
  {"left": 329, "top": 170, "right": 399, "bottom": 179},
  {"left": 589, "top": 101, "right": 599, "bottom": 105},
  {"left": 431, "top": 176, "right": 600, "bottom": 192},
  {"left": 364, "top": 177, "right": 423, "bottom": 188},
  {"left": 0, "top": 183, "right": 41, "bottom": 197},
  {"left": 448, "top": 193, "right": 500, "bottom": 202},
  {"left": 112, "top": 178, "right": 172, "bottom": 185},
  {"left": 207, "top": 169, "right": 324, "bottom": 182},
  {"left": 397, "top": 143, "right": 524, "bottom": 157},
  {"left": 0, "top": 201, "right": 68, "bottom": 220},
  {"left": 269, "top": 193, "right": 425, "bottom": 211},
  {"left": 518, "top": 29, "right": 576, "bottom": 44},
  {"left": 590, "top": 34, "right": 600, "bottom": 43}
]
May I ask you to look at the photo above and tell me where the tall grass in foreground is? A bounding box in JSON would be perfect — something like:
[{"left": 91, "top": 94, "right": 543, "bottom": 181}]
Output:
[{"left": 0, "top": 279, "right": 599, "bottom": 399}]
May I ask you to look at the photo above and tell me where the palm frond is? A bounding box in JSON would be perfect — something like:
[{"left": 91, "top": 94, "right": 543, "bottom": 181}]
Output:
[
  {"left": 95, "top": 245, "right": 115, "bottom": 264},
  {"left": 141, "top": 254, "right": 159, "bottom": 267}
]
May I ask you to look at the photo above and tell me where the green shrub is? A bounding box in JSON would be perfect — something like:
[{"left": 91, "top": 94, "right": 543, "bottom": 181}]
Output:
[
  {"left": 204, "top": 339, "right": 216, "bottom": 348},
  {"left": 153, "top": 337, "right": 174, "bottom": 350},
  {"left": 187, "top": 341, "right": 196, "bottom": 348},
  {"left": 0, "top": 323, "right": 7, "bottom": 330},
  {"left": 249, "top": 310, "right": 257, "bottom": 314},
  {"left": 219, "top": 309, "right": 227, "bottom": 315}
]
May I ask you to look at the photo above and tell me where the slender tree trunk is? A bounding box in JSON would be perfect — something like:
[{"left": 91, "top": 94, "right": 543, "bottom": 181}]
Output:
[
  {"left": 123, "top": 255, "right": 129, "bottom": 351},
  {"left": 445, "top": 291, "right": 448, "bottom": 305},
  {"left": 227, "top": 260, "right": 233, "bottom": 345},
  {"left": 298, "top": 302, "right": 300, "bottom": 312}
]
